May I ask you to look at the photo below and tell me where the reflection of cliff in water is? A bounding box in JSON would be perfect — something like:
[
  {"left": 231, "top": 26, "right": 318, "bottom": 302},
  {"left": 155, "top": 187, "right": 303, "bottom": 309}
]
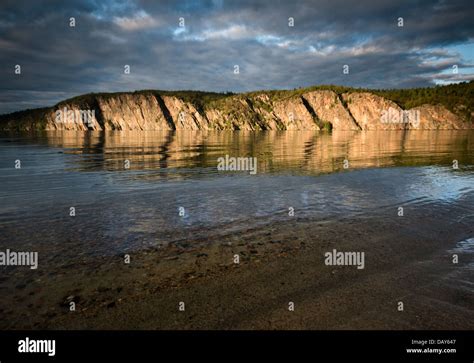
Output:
[{"left": 22, "top": 129, "right": 474, "bottom": 177}]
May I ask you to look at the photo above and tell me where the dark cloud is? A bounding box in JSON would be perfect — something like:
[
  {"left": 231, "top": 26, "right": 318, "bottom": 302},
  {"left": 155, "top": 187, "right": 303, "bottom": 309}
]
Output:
[{"left": 1, "top": 0, "right": 473, "bottom": 113}]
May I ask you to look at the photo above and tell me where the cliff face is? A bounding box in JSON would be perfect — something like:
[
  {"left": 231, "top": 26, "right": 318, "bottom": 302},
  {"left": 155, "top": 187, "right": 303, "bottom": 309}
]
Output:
[
  {"left": 409, "top": 104, "right": 467, "bottom": 130},
  {"left": 1, "top": 89, "right": 472, "bottom": 131},
  {"left": 342, "top": 92, "right": 405, "bottom": 130},
  {"left": 97, "top": 94, "right": 172, "bottom": 131},
  {"left": 303, "top": 90, "right": 360, "bottom": 130}
]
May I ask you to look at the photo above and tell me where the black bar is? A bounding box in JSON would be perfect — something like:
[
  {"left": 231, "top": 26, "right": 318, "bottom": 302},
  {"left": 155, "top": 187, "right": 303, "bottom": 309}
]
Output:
[{"left": 0, "top": 330, "right": 472, "bottom": 361}]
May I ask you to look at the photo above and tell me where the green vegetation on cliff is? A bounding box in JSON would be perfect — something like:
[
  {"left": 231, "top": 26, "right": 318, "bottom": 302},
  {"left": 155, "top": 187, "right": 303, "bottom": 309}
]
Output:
[
  {"left": 373, "top": 82, "right": 474, "bottom": 122},
  {"left": 243, "top": 81, "right": 474, "bottom": 122},
  {"left": 1, "top": 81, "right": 472, "bottom": 129}
]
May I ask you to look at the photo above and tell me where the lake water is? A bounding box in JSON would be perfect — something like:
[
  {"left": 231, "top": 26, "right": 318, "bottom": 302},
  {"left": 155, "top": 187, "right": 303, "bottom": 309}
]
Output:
[
  {"left": 1, "top": 130, "right": 473, "bottom": 260},
  {"left": 1, "top": 130, "right": 474, "bottom": 329}
]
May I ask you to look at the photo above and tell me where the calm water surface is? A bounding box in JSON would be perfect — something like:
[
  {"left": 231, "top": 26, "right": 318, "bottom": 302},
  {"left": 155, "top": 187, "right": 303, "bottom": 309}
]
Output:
[{"left": 0, "top": 130, "right": 473, "bottom": 261}]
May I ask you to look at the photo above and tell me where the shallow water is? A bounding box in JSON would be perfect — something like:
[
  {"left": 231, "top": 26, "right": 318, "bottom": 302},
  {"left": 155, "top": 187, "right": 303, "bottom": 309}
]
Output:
[
  {"left": 1, "top": 129, "right": 474, "bottom": 330},
  {"left": 0, "top": 130, "right": 473, "bottom": 259}
]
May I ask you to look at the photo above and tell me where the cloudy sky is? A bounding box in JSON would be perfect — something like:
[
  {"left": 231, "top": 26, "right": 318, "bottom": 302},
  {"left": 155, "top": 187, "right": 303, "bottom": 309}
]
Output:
[{"left": 1, "top": 0, "right": 473, "bottom": 114}]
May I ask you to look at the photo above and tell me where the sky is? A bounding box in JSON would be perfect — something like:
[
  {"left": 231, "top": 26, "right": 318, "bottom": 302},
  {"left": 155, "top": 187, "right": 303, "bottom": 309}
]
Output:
[{"left": 0, "top": 0, "right": 473, "bottom": 114}]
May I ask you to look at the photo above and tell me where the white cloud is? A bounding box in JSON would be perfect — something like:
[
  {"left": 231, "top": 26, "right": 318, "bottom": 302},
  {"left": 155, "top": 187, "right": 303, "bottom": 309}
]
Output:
[
  {"left": 176, "top": 24, "right": 258, "bottom": 41},
  {"left": 113, "top": 10, "right": 158, "bottom": 31}
]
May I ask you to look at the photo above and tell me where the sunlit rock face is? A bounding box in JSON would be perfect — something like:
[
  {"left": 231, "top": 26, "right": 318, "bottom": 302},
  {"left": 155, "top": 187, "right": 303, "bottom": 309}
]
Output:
[
  {"left": 0, "top": 90, "right": 472, "bottom": 131},
  {"left": 161, "top": 96, "right": 208, "bottom": 131},
  {"left": 341, "top": 92, "right": 406, "bottom": 131},
  {"left": 203, "top": 97, "right": 268, "bottom": 131},
  {"left": 96, "top": 94, "right": 173, "bottom": 131},
  {"left": 302, "top": 90, "right": 360, "bottom": 130},
  {"left": 271, "top": 96, "right": 320, "bottom": 130},
  {"left": 45, "top": 103, "right": 100, "bottom": 131},
  {"left": 409, "top": 104, "right": 470, "bottom": 130}
]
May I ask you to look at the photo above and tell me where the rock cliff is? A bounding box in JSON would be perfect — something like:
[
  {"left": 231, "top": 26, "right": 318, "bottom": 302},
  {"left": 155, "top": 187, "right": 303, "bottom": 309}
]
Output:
[{"left": 0, "top": 88, "right": 472, "bottom": 131}]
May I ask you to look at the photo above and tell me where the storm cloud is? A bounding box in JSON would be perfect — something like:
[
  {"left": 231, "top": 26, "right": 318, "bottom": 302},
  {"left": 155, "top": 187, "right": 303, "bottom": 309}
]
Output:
[{"left": 0, "top": 0, "right": 473, "bottom": 113}]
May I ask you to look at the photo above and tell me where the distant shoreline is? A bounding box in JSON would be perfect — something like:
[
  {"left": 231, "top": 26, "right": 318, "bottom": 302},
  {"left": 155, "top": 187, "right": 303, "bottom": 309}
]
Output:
[{"left": 1, "top": 82, "right": 473, "bottom": 132}]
